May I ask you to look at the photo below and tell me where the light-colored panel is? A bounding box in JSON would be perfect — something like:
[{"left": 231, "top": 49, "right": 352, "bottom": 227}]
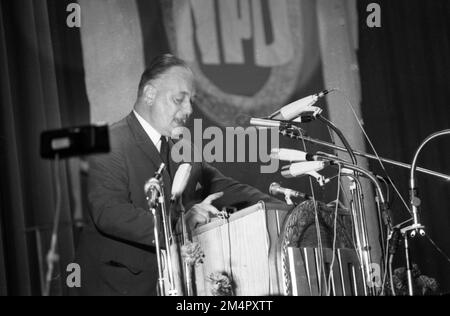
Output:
[
  {"left": 79, "top": 0, "right": 144, "bottom": 124},
  {"left": 316, "top": 0, "right": 382, "bottom": 271},
  {"left": 193, "top": 205, "right": 274, "bottom": 296}
]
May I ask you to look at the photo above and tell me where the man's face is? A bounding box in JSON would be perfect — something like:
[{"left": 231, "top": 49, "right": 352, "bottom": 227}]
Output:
[{"left": 148, "top": 66, "right": 195, "bottom": 137}]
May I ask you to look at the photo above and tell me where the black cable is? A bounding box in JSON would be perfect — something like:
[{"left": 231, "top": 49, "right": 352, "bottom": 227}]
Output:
[
  {"left": 317, "top": 115, "right": 357, "bottom": 166},
  {"left": 380, "top": 227, "right": 391, "bottom": 295},
  {"left": 333, "top": 89, "right": 414, "bottom": 217},
  {"left": 298, "top": 129, "right": 326, "bottom": 295},
  {"left": 387, "top": 228, "right": 401, "bottom": 296},
  {"left": 389, "top": 254, "right": 395, "bottom": 296},
  {"left": 327, "top": 164, "right": 342, "bottom": 296},
  {"left": 425, "top": 234, "right": 450, "bottom": 266}
]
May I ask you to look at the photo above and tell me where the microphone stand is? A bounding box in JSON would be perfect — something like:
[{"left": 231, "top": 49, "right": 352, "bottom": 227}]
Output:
[
  {"left": 283, "top": 115, "right": 385, "bottom": 295},
  {"left": 311, "top": 128, "right": 450, "bottom": 296},
  {"left": 151, "top": 197, "right": 165, "bottom": 295},
  {"left": 258, "top": 116, "right": 450, "bottom": 296},
  {"left": 315, "top": 114, "right": 379, "bottom": 295},
  {"left": 401, "top": 129, "right": 450, "bottom": 296},
  {"left": 146, "top": 164, "right": 166, "bottom": 296},
  {"left": 408, "top": 129, "right": 450, "bottom": 234},
  {"left": 172, "top": 196, "right": 194, "bottom": 296},
  {"left": 146, "top": 163, "right": 181, "bottom": 296}
]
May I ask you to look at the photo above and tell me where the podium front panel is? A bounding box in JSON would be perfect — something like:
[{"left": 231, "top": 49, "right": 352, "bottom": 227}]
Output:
[{"left": 192, "top": 202, "right": 276, "bottom": 296}]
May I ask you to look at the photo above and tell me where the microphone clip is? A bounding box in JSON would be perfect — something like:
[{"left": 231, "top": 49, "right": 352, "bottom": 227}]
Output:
[
  {"left": 279, "top": 124, "right": 308, "bottom": 139},
  {"left": 283, "top": 194, "right": 295, "bottom": 206},
  {"left": 308, "top": 171, "right": 330, "bottom": 187},
  {"left": 293, "top": 107, "right": 323, "bottom": 121}
]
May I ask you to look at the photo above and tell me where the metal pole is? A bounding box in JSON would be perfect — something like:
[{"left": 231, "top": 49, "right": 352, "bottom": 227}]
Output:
[
  {"left": 152, "top": 207, "right": 165, "bottom": 295},
  {"left": 298, "top": 135, "right": 450, "bottom": 181},
  {"left": 404, "top": 234, "right": 414, "bottom": 296},
  {"left": 409, "top": 129, "right": 450, "bottom": 228}
]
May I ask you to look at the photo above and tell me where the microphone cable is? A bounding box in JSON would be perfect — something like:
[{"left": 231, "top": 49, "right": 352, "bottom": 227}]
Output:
[
  {"left": 331, "top": 89, "right": 412, "bottom": 217},
  {"left": 327, "top": 164, "right": 342, "bottom": 296},
  {"left": 297, "top": 128, "right": 327, "bottom": 295},
  {"left": 323, "top": 116, "right": 365, "bottom": 287}
]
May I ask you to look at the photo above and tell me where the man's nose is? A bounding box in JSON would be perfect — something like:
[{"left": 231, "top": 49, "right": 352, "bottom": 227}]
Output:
[{"left": 183, "top": 100, "right": 193, "bottom": 116}]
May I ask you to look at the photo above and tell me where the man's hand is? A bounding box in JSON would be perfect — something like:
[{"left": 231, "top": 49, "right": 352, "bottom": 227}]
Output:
[{"left": 185, "top": 192, "right": 224, "bottom": 230}]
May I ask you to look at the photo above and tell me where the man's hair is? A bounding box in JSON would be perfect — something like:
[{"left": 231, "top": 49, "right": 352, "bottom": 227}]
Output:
[{"left": 137, "top": 54, "right": 189, "bottom": 97}]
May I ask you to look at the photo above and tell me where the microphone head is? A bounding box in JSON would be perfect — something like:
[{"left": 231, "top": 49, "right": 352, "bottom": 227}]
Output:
[
  {"left": 156, "top": 163, "right": 165, "bottom": 177},
  {"left": 281, "top": 161, "right": 326, "bottom": 178},
  {"left": 317, "top": 89, "right": 333, "bottom": 98},
  {"left": 249, "top": 118, "right": 281, "bottom": 128},
  {"left": 277, "top": 95, "right": 319, "bottom": 120},
  {"left": 269, "top": 182, "right": 281, "bottom": 195},
  {"left": 269, "top": 90, "right": 330, "bottom": 121},
  {"left": 171, "top": 163, "right": 192, "bottom": 200},
  {"left": 144, "top": 177, "right": 160, "bottom": 195},
  {"left": 270, "top": 148, "right": 280, "bottom": 159},
  {"left": 271, "top": 148, "right": 307, "bottom": 162}
]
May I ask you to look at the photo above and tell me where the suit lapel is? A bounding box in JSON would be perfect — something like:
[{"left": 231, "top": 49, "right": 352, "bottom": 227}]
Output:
[{"left": 126, "top": 112, "right": 172, "bottom": 199}]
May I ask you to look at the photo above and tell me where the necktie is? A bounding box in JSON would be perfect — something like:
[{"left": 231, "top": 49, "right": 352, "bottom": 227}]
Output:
[{"left": 159, "top": 136, "right": 171, "bottom": 178}]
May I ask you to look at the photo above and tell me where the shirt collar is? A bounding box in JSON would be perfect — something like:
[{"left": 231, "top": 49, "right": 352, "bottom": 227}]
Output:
[{"left": 133, "top": 110, "right": 162, "bottom": 150}]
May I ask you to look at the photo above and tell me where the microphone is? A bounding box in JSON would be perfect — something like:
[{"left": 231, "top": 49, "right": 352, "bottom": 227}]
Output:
[
  {"left": 281, "top": 161, "right": 328, "bottom": 178},
  {"left": 145, "top": 179, "right": 160, "bottom": 208},
  {"left": 270, "top": 148, "right": 324, "bottom": 162},
  {"left": 269, "top": 90, "right": 330, "bottom": 121},
  {"left": 269, "top": 182, "right": 310, "bottom": 200},
  {"left": 249, "top": 118, "right": 287, "bottom": 128},
  {"left": 293, "top": 113, "right": 316, "bottom": 123},
  {"left": 145, "top": 163, "right": 166, "bottom": 208},
  {"left": 249, "top": 118, "right": 305, "bottom": 130},
  {"left": 281, "top": 161, "right": 330, "bottom": 186},
  {"left": 171, "top": 163, "right": 192, "bottom": 201}
]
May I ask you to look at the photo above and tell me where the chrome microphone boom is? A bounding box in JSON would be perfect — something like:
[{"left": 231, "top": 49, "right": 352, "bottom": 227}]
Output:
[
  {"left": 250, "top": 117, "right": 450, "bottom": 181},
  {"left": 293, "top": 134, "right": 450, "bottom": 181},
  {"left": 145, "top": 163, "right": 182, "bottom": 296}
]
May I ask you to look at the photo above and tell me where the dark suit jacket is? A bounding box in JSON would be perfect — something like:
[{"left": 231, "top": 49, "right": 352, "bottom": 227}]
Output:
[{"left": 75, "top": 112, "right": 285, "bottom": 296}]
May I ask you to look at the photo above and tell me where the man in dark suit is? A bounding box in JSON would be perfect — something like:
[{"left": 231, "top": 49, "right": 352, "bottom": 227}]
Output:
[{"left": 75, "top": 54, "right": 286, "bottom": 296}]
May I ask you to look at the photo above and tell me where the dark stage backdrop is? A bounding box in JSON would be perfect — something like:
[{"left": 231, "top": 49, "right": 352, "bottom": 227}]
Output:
[
  {"left": 0, "top": 0, "right": 89, "bottom": 295},
  {"left": 358, "top": 0, "right": 450, "bottom": 293}
]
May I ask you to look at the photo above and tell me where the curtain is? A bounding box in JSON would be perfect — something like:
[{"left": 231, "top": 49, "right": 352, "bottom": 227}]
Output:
[
  {"left": 358, "top": 0, "right": 450, "bottom": 293},
  {"left": 0, "top": 199, "right": 7, "bottom": 295},
  {"left": 0, "top": 0, "right": 89, "bottom": 295}
]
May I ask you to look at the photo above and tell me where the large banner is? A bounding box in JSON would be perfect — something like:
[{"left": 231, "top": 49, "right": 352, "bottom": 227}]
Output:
[
  {"left": 80, "top": 0, "right": 324, "bottom": 126},
  {"left": 162, "top": 0, "right": 321, "bottom": 126}
]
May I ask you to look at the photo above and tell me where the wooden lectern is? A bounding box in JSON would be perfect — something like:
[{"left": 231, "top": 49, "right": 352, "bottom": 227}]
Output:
[
  {"left": 191, "top": 200, "right": 359, "bottom": 296},
  {"left": 192, "top": 202, "right": 287, "bottom": 296}
]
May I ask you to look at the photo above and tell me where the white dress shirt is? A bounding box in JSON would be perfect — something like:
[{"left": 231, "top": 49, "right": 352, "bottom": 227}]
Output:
[{"left": 133, "top": 110, "right": 163, "bottom": 152}]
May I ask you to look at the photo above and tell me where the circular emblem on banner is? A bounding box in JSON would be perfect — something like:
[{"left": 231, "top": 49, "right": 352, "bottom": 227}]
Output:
[{"left": 161, "top": 0, "right": 320, "bottom": 126}]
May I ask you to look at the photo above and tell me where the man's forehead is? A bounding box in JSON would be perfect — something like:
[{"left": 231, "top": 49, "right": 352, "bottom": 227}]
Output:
[
  {"left": 161, "top": 66, "right": 192, "bottom": 82},
  {"left": 156, "top": 66, "right": 194, "bottom": 91}
]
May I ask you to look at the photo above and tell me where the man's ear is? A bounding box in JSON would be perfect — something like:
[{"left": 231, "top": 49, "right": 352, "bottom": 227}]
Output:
[{"left": 143, "top": 84, "right": 156, "bottom": 105}]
